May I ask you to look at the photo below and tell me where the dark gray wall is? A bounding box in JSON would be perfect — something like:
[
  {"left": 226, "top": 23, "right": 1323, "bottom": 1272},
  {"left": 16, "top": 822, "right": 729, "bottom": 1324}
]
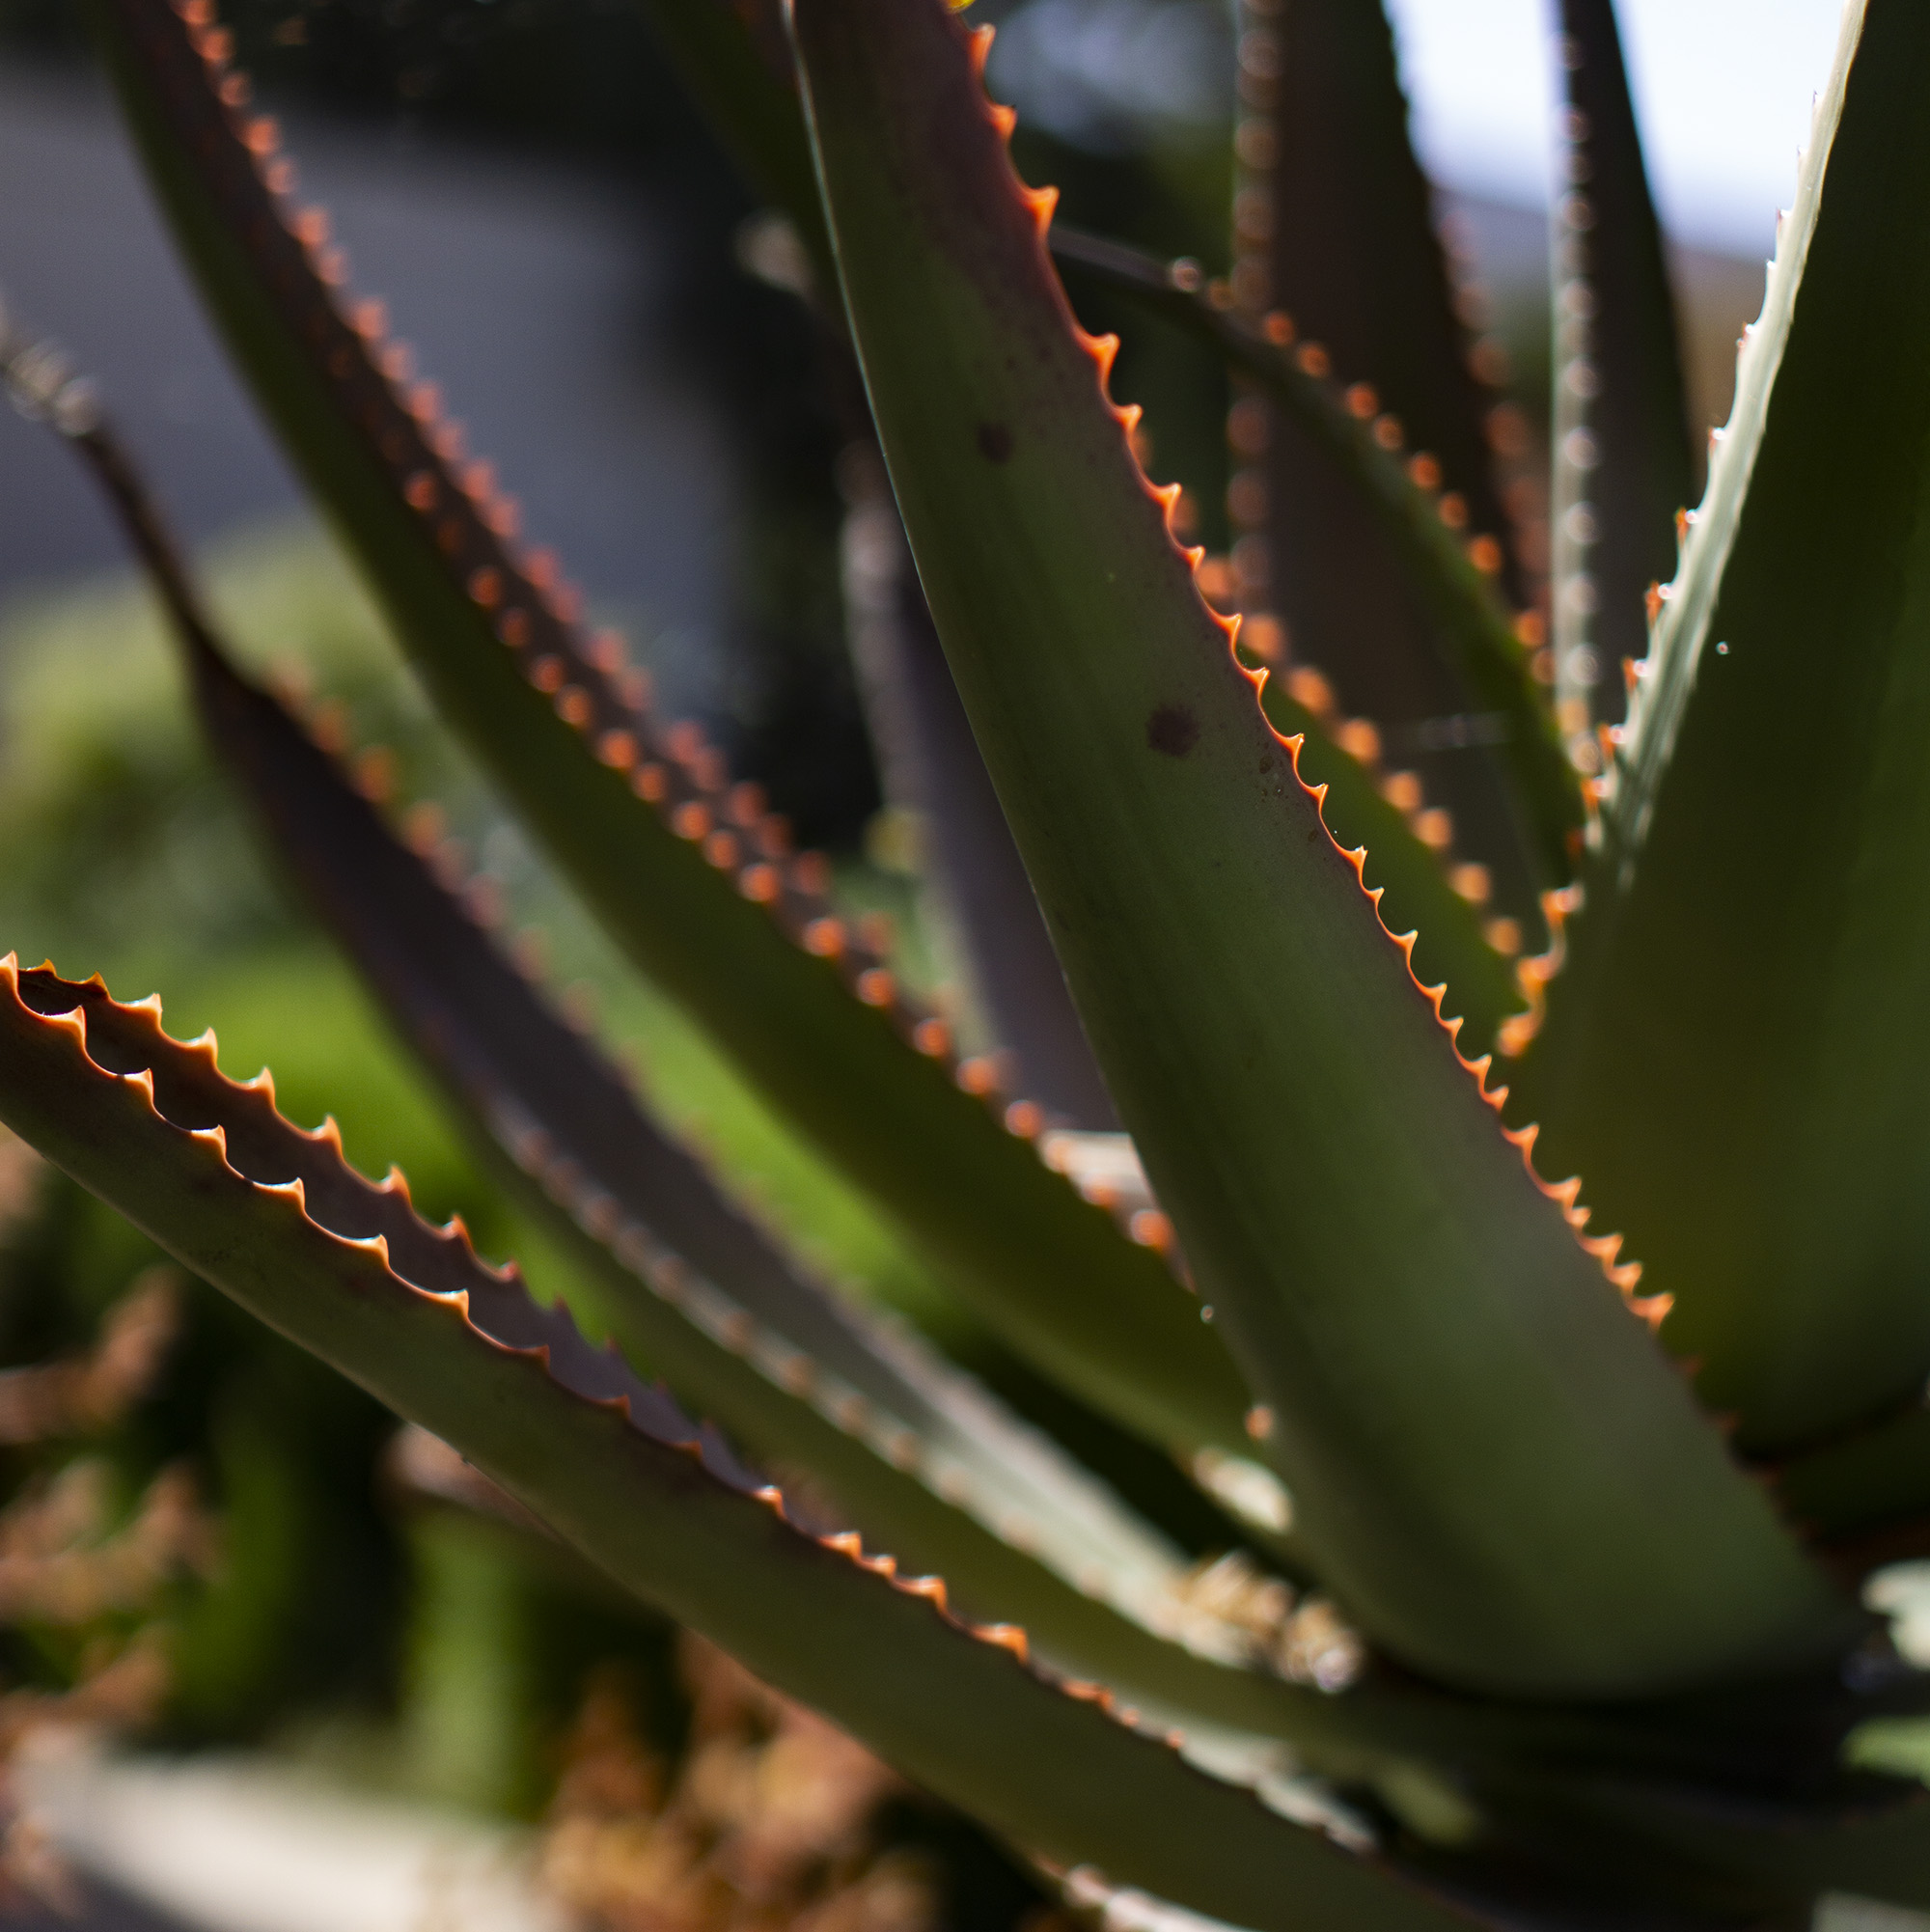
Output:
[{"left": 0, "top": 62, "right": 732, "bottom": 676}]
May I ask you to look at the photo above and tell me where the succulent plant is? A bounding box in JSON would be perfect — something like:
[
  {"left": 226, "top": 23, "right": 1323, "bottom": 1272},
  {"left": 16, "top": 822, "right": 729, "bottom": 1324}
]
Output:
[{"left": 6, "top": 0, "right": 1930, "bottom": 1919}]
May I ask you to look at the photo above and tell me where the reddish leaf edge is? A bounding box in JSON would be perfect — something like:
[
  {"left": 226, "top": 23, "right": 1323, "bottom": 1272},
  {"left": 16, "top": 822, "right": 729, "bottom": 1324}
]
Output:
[{"left": 112, "top": 0, "right": 1558, "bottom": 1182}]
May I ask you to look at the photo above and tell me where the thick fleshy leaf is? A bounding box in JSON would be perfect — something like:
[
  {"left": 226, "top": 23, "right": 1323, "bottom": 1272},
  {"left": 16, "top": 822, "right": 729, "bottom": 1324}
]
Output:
[
  {"left": 5, "top": 963, "right": 1889, "bottom": 1928},
  {"left": 0, "top": 961, "right": 1475, "bottom": 1932},
  {"left": 793, "top": 0, "right": 1851, "bottom": 1698},
  {"left": 160, "top": 546, "right": 1326, "bottom": 1723},
  {"left": 184, "top": 610, "right": 1779, "bottom": 1777},
  {"left": 1224, "top": 0, "right": 1543, "bottom": 917},
  {"left": 1048, "top": 225, "right": 1580, "bottom": 914},
  {"left": 1510, "top": 0, "right": 1930, "bottom": 1452},
  {"left": 79, "top": 0, "right": 1254, "bottom": 1458},
  {"left": 1547, "top": 0, "right": 1696, "bottom": 748}
]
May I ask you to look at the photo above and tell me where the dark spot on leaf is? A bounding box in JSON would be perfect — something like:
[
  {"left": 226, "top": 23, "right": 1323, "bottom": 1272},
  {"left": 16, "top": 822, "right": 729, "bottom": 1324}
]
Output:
[
  {"left": 977, "top": 422, "right": 1013, "bottom": 463},
  {"left": 1145, "top": 704, "right": 1199, "bottom": 758}
]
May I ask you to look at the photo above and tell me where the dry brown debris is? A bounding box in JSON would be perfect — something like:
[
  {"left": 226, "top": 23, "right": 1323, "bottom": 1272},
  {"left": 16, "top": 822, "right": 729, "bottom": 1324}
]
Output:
[
  {"left": 1162, "top": 1552, "right": 1365, "bottom": 1693},
  {"left": 540, "top": 1636, "right": 935, "bottom": 1932},
  {"left": 0, "top": 1263, "right": 213, "bottom": 1913},
  {"left": 0, "top": 1459, "right": 219, "bottom": 1626},
  {"left": 0, "top": 1268, "right": 181, "bottom": 1447}
]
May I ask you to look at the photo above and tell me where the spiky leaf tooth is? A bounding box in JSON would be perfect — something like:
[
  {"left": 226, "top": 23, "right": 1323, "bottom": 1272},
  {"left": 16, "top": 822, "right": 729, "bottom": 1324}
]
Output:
[
  {"left": 79, "top": 0, "right": 1254, "bottom": 1460},
  {"left": 7, "top": 973, "right": 1868, "bottom": 1929},
  {"left": 22, "top": 412, "right": 1911, "bottom": 1813},
  {"left": 0, "top": 961, "right": 1485, "bottom": 1932},
  {"left": 1548, "top": 0, "right": 1696, "bottom": 745},
  {"left": 54, "top": 194, "right": 1859, "bottom": 1848},
  {"left": 793, "top": 0, "right": 1851, "bottom": 1697},
  {"left": 1226, "top": 0, "right": 1544, "bottom": 919},
  {"left": 1048, "top": 226, "right": 1581, "bottom": 903},
  {"left": 1510, "top": 0, "right": 1930, "bottom": 1453},
  {"left": 66, "top": 370, "right": 1337, "bottom": 1719},
  {"left": 173, "top": 585, "right": 1902, "bottom": 1805}
]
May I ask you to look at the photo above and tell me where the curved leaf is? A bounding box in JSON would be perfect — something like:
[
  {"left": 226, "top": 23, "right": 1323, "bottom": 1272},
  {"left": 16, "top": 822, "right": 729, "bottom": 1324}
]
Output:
[
  {"left": 170, "top": 552, "right": 1304, "bottom": 1722},
  {"left": 0, "top": 959, "right": 1478, "bottom": 1932},
  {"left": 44, "top": 331, "right": 1817, "bottom": 1807},
  {"left": 79, "top": 0, "right": 1254, "bottom": 1458},
  {"left": 793, "top": 0, "right": 1851, "bottom": 1698},
  {"left": 139, "top": 476, "right": 1203, "bottom": 1654},
  {"left": 44, "top": 388, "right": 1352, "bottom": 1728}
]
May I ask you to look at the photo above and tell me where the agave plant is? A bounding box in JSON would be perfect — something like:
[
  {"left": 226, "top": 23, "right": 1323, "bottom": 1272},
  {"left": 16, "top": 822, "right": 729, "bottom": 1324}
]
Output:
[{"left": 4, "top": 0, "right": 1930, "bottom": 1918}]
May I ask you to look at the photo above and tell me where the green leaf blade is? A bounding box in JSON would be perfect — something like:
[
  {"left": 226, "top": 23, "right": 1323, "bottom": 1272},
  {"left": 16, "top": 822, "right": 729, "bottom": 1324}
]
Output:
[
  {"left": 842, "top": 462, "right": 1117, "bottom": 1124},
  {"left": 794, "top": 0, "right": 1851, "bottom": 1698}
]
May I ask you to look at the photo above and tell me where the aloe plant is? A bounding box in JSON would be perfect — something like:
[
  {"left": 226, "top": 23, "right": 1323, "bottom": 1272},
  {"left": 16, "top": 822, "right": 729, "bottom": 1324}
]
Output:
[{"left": 7, "top": 0, "right": 1930, "bottom": 1918}]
